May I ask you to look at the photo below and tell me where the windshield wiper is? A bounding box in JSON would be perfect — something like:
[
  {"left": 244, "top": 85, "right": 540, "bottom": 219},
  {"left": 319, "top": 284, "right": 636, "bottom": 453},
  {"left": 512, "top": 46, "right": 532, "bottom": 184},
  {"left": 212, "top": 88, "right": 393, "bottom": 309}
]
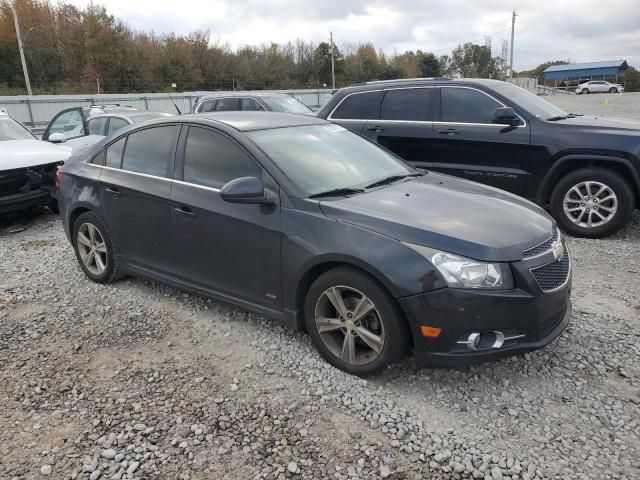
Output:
[
  {"left": 308, "top": 187, "right": 366, "bottom": 199},
  {"left": 365, "top": 172, "right": 423, "bottom": 189},
  {"left": 547, "top": 113, "right": 582, "bottom": 121}
]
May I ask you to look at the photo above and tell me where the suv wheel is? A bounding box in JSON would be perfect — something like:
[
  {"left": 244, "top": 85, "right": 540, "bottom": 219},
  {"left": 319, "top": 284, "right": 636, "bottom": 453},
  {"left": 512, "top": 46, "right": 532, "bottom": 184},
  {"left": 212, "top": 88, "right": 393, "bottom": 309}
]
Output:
[
  {"left": 304, "top": 267, "right": 409, "bottom": 376},
  {"left": 550, "top": 168, "right": 634, "bottom": 238},
  {"left": 73, "top": 212, "right": 122, "bottom": 283}
]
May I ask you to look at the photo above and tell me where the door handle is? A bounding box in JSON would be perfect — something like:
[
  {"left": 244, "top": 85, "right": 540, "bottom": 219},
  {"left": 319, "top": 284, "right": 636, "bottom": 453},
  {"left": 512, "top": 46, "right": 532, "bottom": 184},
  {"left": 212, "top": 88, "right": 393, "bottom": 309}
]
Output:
[
  {"left": 366, "top": 125, "right": 385, "bottom": 132},
  {"left": 105, "top": 186, "right": 120, "bottom": 198},
  {"left": 437, "top": 128, "right": 460, "bottom": 135},
  {"left": 173, "top": 206, "right": 196, "bottom": 218}
]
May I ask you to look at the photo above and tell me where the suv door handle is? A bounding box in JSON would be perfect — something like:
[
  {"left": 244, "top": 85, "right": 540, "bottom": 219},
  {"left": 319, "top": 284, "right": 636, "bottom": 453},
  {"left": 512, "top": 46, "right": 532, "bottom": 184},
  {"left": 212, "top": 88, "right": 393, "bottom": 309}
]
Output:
[
  {"left": 367, "top": 125, "right": 385, "bottom": 132},
  {"left": 438, "top": 128, "right": 460, "bottom": 135},
  {"left": 105, "top": 186, "right": 120, "bottom": 198},
  {"left": 173, "top": 206, "right": 196, "bottom": 218}
]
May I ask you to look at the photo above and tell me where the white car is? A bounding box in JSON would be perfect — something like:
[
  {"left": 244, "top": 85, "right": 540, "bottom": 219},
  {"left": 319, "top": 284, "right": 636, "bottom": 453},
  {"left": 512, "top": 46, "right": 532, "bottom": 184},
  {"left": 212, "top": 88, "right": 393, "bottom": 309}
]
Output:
[
  {"left": 576, "top": 80, "right": 624, "bottom": 94},
  {"left": 1, "top": 110, "right": 72, "bottom": 214}
]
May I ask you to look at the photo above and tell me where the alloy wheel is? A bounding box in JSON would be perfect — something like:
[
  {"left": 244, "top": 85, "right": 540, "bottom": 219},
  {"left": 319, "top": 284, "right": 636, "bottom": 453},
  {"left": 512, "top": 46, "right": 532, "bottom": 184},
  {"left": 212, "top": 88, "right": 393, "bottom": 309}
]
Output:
[
  {"left": 562, "top": 181, "right": 618, "bottom": 228},
  {"left": 314, "top": 286, "right": 385, "bottom": 366},
  {"left": 76, "top": 222, "right": 108, "bottom": 275}
]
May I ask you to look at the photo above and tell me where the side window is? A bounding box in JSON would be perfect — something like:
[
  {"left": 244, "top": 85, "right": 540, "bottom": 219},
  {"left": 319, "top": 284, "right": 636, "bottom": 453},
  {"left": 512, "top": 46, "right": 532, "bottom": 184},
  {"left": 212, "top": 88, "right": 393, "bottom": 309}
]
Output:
[
  {"left": 107, "top": 117, "right": 129, "bottom": 135},
  {"left": 121, "top": 126, "right": 178, "bottom": 177},
  {"left": 198, "top": 100, "right": 217, "bottom": 113},
  {"left": 47, "top": 108, "right": 86, "bottom": 138},
  {"left": 183, "top": 127, "right": 261, "bottom": 189},
  {"left": 215, "top": 98, "right": 242, "bottom": 111},
  {"left": 105, "top": 137, "right": 126, "bottom": 168},
  {"left": 242, "top": 98, "right": 266, "bottom": 111},
  {"left": 88, "top": 117, "right": 108, "bottom": 135},
  {"left": 90, "top": 150, "right": 106, "bottom": 166},
  {"left": 380, "top": 88, "right": 434, "bottom": 121},
  {"left": 331, "top": 92, "right": 379, "bottom": 120},
  {"left": 441, "top": 88, "right": 502, "bottom": 124}
]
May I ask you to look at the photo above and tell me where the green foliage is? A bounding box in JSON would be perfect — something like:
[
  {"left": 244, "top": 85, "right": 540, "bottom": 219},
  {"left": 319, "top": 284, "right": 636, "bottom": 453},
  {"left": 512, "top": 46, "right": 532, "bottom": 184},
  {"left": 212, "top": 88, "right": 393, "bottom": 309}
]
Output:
[{"left": 447, "top": 43, "right": 506, "bottom": 79}]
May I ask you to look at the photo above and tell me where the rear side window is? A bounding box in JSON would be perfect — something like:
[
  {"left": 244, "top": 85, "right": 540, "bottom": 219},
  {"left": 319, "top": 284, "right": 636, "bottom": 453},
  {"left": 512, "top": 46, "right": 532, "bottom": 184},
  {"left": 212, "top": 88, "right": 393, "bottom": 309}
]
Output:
[
  {"left": 105, "top": 137, "right": 126, "bottom": 168},
  {"left": 198, "top": 100, "right": 217, "bottom": 113},
  {"left": 242, "top": 98, "right": 265, "bottom": 111},
  {"left": 121, "top": 126, "right": 178, "bottom": 177},
  {"left": 381, "top": 88, "right": 434, "bottom": 121},
  {"left": 88, "top": 117, "right": 108, "bottom": 135},
  {"left": 331, "top": 92, "right": 379, "bottom": 120},
  {"left": 441, "top": 87, "right": 502, "bottom": 124},
  {"left": 183, "top": 127, "right": 261, "bottom": 189},
  {"left": 215, "top": 98, "right": 242, "bottom": 111},
  {"left": 108, "top": 117, "right": 128, "bottom": 135}
]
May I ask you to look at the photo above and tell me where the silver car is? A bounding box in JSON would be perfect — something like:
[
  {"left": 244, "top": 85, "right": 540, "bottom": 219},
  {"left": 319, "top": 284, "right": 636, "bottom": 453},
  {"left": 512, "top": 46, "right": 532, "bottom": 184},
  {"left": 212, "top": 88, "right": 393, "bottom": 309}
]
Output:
[
  {"left": 576, "top": 80, "right": 624, "bottom": 94},
  {"left": 192, "top": 93, "right": 314, "bottom": 115}
]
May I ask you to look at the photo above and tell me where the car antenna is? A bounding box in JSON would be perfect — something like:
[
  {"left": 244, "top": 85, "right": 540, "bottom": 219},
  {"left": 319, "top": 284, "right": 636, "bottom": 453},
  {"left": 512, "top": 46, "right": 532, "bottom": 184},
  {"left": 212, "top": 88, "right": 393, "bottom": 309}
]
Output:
[{"left": 168, "top": 94, "right": 182, "bottom": 115}]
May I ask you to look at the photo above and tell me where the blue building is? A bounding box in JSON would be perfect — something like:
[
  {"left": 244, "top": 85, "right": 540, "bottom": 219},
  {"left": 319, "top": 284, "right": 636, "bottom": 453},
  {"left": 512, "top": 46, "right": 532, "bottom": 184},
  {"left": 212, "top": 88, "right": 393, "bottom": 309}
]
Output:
[{"left": 543, "top": 60, "right": 628, "bottom": 86}]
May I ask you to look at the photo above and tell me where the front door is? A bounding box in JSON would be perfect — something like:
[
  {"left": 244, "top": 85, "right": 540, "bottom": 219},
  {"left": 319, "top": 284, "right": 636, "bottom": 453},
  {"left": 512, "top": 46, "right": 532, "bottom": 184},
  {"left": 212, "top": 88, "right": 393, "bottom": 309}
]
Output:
[
  {"left": 98, "top": 125, "right": 179, "bottom": 275},
  {"left": 171, "top": 125, "right": 282, "bottom": 310},
  {"left": 43, "top": 107, "right": 87, "bottom": 142},
  {"left": 428, "top": 86, "right": 532, "bottom": 195}
]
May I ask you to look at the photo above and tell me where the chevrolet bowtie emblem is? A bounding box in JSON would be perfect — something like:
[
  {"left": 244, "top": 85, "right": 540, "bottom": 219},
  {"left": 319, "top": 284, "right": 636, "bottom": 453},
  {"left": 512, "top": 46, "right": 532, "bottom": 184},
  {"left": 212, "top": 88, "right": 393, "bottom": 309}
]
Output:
[{"left": 551, "top": 241, "right": 565, "bottom": 261}]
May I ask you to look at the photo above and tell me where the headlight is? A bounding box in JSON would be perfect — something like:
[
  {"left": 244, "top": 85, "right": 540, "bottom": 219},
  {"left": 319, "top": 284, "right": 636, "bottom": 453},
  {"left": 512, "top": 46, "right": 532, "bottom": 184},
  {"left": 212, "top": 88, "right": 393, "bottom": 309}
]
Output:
[{"left": 404, "top": 243, "right": 514, "bottom": 289}]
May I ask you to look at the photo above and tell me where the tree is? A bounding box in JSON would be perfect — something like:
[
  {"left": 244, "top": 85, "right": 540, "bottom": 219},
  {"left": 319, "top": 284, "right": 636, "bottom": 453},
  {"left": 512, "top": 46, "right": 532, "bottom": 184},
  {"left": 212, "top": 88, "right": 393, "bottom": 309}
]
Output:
[
  {"left": 416, "top": 51, "right": 441, "bottom": 77},
  {"left": 448, "top": 43, "right": 505, "bottom": 79}
]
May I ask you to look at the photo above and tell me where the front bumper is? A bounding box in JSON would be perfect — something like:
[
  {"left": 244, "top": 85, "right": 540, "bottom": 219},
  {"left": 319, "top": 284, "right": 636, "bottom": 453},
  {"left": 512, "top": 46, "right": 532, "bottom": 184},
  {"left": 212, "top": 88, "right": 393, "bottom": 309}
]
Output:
[
  {"left": 398, "top": 247, "right": 572, "bottom": 367},
  {"left": 0, "top": 189, "right": 52, "bottom": 215}
]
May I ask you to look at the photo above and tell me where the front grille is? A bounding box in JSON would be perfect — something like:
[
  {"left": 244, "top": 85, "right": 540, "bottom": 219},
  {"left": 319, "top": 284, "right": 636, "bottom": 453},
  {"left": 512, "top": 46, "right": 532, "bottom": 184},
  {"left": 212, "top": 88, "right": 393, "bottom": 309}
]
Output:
[
  {"left": 522, "top": 228, "right": 559, "bottom": 258},
  {"left": 540, "top": 308, "right": 565, "bottom": 338},
  {"left": 530, "top": 253, "right": 571, "bottom": 292}
]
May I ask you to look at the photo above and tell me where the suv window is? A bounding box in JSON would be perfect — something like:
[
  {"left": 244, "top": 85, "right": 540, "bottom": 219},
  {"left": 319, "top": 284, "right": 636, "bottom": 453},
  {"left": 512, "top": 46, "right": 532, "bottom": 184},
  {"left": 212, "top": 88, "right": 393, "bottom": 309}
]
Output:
[
  {"left": 242, "top": 98, "right": 265, "bottom": 111},
  {"left": 183, "top": 127, "right": 261, "bottom": 189},
  {"left": 381, "top": 88, "right": 434, "bottom": 121},
  {"left": 198, "top": 100, "right": 217, "bottom": 113},
  {"left": 88, "top": 117, "right": 108, "bottom": 135},
  {"left": 108, "top": 117, "right": 129, "bottom": 135},
  {"left": 105, "top": 137, "right": 126, "bottom": 168},
  {"left": 331, "top": 92, "right": 379, "bottom": 120},
  {"left": 441, "top": 87, "right": 502, "bottom": 124},
  {"left": 121, "top": 126, "right": 178, "bottom": 177},
  {"left": 215, "top": 98, "right": 242, "bottom": 112}
]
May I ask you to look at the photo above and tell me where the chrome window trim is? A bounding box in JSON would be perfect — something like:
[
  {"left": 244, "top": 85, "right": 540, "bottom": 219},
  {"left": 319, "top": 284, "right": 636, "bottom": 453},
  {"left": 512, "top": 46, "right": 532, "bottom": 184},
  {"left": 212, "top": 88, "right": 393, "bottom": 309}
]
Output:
[
  {"left": 174, "top": 178, "right": 221, "bottom": 193},
  {"left": 91, "top": 163, "right": 173, "bottom": 182}
]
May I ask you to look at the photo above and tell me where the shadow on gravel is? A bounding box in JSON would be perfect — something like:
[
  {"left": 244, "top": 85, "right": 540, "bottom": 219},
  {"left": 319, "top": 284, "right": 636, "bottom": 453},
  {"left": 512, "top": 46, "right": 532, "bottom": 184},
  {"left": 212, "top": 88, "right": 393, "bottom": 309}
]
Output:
[{"left": 0, "top": 207, "right": 55, "bottom": 236}]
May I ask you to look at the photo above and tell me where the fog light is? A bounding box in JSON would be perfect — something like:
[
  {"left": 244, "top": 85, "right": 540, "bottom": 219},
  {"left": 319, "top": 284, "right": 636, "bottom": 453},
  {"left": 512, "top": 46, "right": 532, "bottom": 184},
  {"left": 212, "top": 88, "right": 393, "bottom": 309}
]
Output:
[{"left": 457, "top": 331, "right": 506, "bottom": 351}]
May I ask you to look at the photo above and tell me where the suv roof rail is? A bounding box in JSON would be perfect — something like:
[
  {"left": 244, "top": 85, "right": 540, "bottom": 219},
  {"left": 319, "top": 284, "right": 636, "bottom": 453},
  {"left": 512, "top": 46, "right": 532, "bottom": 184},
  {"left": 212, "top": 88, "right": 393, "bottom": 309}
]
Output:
[
  {"left": 89, "top": 104, "right": 136, "bottom": 109},
  {"left": 349, "top": 77, "right": 451, "bottom": 87}
]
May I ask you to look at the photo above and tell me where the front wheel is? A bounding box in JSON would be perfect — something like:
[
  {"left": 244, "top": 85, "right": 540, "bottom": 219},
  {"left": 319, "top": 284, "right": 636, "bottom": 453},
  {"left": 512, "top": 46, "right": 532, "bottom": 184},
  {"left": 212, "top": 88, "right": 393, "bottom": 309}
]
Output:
[
  {"left": 550, "top": 168, "right": 634, "bottom": 238},
  {"left": 582, "top": 88, "right": 589, "bottom": 94},
  {"left": 304, "top": 267, "right": 410, "bottom": 376},
  {"left": 609, "top": 87, "right": 618, "bottom": 93}
]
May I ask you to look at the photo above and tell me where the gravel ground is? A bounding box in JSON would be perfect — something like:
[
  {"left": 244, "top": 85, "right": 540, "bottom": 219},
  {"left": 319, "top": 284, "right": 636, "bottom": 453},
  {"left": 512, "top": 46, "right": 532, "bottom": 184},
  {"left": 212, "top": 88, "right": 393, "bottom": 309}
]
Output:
[
  {"left": 543, "top": 92, "right": 640, "bottom": 121},
  {"left": 0, "top": 206, "right": 638, "bottom": 480}
]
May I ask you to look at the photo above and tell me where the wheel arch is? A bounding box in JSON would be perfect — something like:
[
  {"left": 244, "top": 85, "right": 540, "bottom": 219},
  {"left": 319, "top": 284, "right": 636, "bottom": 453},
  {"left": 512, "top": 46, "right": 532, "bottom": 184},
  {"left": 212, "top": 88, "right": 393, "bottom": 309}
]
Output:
[{"left": 537, "top": 154, "right": 640, "bottom": 206}]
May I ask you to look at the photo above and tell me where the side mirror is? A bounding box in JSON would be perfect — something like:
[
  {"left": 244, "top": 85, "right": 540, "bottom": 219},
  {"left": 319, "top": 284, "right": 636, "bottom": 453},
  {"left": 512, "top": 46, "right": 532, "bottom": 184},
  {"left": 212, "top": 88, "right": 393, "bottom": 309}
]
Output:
[
  {"left": 49, "top": 132, "right": 67, "bottom": 143},
  {"left": 493, "top": 107, "right": 521, "bottom": 126},
  {"left": 220, "top": 177, "right": 276, "bottom": 205}
]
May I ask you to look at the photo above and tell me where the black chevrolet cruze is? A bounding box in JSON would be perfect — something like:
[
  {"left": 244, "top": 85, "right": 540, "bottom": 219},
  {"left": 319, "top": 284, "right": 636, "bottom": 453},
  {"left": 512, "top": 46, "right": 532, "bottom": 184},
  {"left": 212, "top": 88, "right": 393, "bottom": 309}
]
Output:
[{"left": 56, "top": 112, "right": 571, "bottom": 375}]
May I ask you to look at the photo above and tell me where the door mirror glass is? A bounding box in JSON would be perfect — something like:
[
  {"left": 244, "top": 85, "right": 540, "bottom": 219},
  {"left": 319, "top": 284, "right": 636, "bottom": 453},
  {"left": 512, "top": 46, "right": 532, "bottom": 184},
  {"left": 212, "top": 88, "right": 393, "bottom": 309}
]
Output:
[
  {"left": 493, "top": 107, "right": 521, "bottom": 126},
  {"left": 49, "top": 132, "right": 67, "bottom": 143},
  {"left": 220, "top": 177, "right": 274, "bottom": 204}
]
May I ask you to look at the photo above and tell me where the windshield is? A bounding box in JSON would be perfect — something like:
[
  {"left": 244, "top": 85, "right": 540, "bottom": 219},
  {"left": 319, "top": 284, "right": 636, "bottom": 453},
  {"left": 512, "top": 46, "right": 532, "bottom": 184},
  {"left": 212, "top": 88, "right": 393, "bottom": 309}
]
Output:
[
  {"left": 0, "top": 116, "right": 36, "bottom": 141},
  {"left": 248, "top": 124, "right": 413, "bottom": 195},
  {"left": 492, "top": 83, "right": 568, "bottom": 120},
  {"left": 261, "top": 96, "right": 313, "bottom": 114}
]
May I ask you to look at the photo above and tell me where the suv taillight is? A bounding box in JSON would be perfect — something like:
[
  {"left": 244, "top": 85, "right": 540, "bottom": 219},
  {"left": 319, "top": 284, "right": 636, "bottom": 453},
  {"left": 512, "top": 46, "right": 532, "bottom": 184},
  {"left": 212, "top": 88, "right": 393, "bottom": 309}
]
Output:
[{"left": 55, "top": 168, "right": 64, "bottom": 187}]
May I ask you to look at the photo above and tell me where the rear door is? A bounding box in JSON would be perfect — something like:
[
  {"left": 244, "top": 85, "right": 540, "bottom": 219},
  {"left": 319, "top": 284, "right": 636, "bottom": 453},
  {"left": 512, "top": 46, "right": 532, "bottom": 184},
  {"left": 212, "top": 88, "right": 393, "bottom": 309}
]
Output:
[
  {"left": 429, "top": 85, "right": 532, "bottom": 195},
  {"left": 327, "top": 91, "right": 382, "bottom": 135},
  {"left": 98, "top": 125, "right": 179, "bottom": 275},
  {"left": 361, "top": 87, "right": 437, "bottom": 169}
]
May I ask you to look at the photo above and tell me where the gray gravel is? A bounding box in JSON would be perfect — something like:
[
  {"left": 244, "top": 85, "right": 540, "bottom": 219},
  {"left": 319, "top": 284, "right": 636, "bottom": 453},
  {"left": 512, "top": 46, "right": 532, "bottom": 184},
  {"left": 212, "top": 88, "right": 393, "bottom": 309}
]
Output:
[{"left": 543, "top": 92, "right": 640, "bottom": 121}]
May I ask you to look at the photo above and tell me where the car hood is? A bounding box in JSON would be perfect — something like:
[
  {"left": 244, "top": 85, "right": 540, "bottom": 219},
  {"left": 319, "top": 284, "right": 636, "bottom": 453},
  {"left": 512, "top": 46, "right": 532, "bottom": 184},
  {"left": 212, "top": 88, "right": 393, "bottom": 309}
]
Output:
[
  {"left": 319, "top": 173, "right": 554, "bottom": 262},
  {"left": 551, "top": 115, "right": 640, "bottom": 133},
  {"left": 1, "top": 140, "right": 73, "bottom": 170}
]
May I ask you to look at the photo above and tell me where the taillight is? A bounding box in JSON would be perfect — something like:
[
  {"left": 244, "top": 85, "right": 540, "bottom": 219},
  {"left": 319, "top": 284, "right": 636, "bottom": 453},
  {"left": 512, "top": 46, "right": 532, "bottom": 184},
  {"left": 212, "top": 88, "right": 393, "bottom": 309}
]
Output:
[{"left": 55, "top": 168, "right": 64, "bottom": 187}]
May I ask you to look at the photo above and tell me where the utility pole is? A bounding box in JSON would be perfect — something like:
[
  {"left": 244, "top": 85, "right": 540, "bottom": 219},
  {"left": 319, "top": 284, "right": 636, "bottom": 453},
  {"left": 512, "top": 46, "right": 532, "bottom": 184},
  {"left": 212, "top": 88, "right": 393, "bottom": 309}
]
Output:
[
  {"left": 10, "top": 2, "right": 32, "bottom": 96},
  {"left": 329, "top": 31, "right": 335, "bottom": 90},
  {"left": 508, "top": 9, "right": 517, "bottom": 79}
]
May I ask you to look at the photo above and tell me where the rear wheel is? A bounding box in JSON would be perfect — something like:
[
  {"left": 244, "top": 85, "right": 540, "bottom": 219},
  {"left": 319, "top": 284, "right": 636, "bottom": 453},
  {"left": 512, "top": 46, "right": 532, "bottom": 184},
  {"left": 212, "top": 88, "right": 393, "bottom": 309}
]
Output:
[
  {"left": 304, "top": 267, "right": 409, "bottom": 376},
  {"left": 550, "top": 168, "right": 634, "bottom": 238},
  {"left": 73, "top": 212, "right": 122, "bottom": 283}
]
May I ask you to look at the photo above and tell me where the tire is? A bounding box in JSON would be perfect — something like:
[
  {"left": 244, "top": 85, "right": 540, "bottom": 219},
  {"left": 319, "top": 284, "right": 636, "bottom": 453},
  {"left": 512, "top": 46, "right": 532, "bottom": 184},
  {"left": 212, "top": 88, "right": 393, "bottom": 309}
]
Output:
[
  {"left": 582, "top": 88, "right": 589, "bottom": 94},
  {"left": 609, "top": 87, "right": 618, "bottom": 93},
  {"left": 304, "top": 266, "right": 410, "bottom": 376},
  {"left": 72, "top": 211, "right": 122, "bottom": 283},
  {"left": 550, "top": 168, "right": 634, "bottom": 238}
]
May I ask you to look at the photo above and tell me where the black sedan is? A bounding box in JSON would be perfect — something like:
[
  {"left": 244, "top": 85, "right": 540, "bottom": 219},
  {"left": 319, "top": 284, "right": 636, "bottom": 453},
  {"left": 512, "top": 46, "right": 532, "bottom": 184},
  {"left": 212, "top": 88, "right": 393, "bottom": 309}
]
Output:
[{"left": 55, "top": 112, "right": 571, "bottom": 375}]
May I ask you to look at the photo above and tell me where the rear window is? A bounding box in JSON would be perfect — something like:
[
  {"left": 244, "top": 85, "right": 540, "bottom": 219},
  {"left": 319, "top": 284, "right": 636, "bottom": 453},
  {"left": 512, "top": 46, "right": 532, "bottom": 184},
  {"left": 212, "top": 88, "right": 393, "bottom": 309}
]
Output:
[
  {"left": 121, "top": 126, "right": 178, "bottom": 177},
  {"left": 331, "top": 92, "right": 379, "bottom": 120}
]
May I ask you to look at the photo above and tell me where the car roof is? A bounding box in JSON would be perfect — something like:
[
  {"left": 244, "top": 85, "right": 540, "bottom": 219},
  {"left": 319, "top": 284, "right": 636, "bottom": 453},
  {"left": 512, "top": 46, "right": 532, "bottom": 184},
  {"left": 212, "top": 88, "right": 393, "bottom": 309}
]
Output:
[
  {"left": 196, "top": 92, "right": 298, "bottom": 100},
  {"left": 340, "top": 77, "right": 509, "bottom": 94},
  {"left": 89, "top": 110, "right": 173, "bottom": 120},
  {"left": 183, "top": 112, "right": 328, "bottom": 131}
]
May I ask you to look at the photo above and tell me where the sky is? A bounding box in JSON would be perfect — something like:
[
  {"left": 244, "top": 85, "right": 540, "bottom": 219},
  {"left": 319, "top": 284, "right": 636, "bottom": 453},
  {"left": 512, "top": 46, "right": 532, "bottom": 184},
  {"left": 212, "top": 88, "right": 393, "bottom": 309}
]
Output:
[{"left": 66, "top": 0, "right": 640, "bottom": 70}]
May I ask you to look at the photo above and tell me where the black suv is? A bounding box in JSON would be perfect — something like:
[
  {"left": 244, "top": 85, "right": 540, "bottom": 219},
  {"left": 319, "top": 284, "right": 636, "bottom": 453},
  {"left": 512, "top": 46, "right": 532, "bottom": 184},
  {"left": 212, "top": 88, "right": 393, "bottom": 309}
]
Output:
[{"left": 317, "top": 78, "right": 640, "bottom": 238}]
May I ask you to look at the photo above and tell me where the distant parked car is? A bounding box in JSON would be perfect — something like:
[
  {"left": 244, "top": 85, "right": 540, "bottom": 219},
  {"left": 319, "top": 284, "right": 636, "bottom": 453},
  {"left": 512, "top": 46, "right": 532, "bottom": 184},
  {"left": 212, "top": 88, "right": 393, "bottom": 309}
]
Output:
[
  {"left": 42, "top": 105, "right": 174, "bottom": 153},
  {"left": 576, "top": 81, "right": 624, "bottom": 94},
  {"left": 192, "top": 93, "right": 314, "bottom": 115},
  {"left": 317, "top": 77, "right": 639, "bottom": 238},
  {"left": 1, "top": 110, "right": 71, "bottom": 214}
]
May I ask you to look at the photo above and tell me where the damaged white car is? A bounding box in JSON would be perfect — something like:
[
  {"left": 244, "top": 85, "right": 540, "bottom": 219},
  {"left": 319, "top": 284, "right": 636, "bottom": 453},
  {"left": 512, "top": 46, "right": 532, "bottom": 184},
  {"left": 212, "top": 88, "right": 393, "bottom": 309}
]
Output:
[{"left": 1, "top": 110, "right": 71, "bottom": 215}]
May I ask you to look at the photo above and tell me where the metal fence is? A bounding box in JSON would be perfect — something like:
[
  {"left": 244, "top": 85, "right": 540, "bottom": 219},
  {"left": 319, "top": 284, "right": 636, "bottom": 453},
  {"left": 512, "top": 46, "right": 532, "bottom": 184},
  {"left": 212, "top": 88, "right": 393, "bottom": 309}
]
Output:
[{"left": 0, "top": 89, "right": 333, "bottom": 134}]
